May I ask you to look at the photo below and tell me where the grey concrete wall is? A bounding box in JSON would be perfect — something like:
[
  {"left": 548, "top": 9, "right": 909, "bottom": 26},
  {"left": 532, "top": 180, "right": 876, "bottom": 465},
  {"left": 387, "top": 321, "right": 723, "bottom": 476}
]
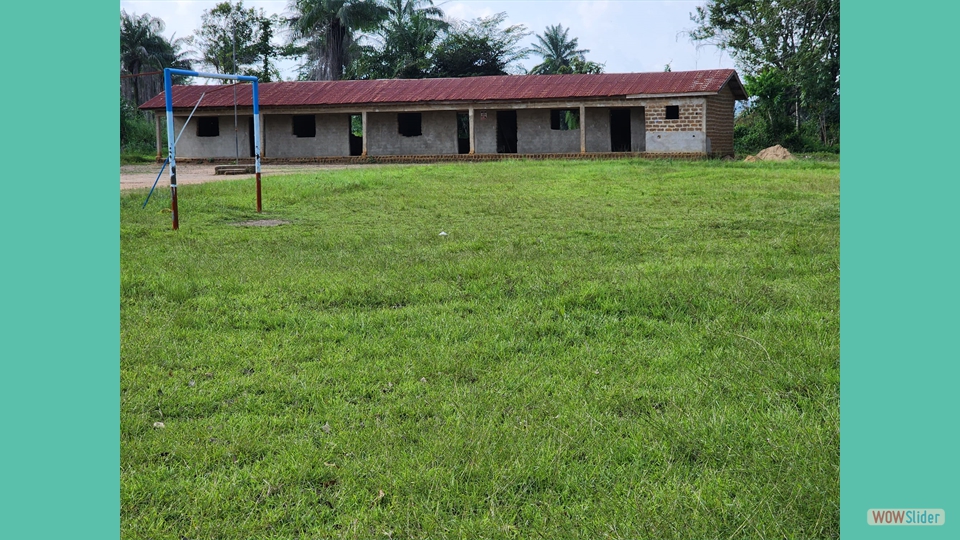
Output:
[
  {"left": 584, "top": 107, "right": 649, "bottom": 152},
  {"left": 585, "top": 107, "right": 611, "bottom": 153},
  {"left": 631, "top": 107, "right": 646, "bottom": 152},
  {"left": 473, "top": 110, "right": 499, "bottom": 154},
  {"left": 367, "top": 111, "right": 458, "bottom": 156},
  {"left": 173, "top": 101, "right": 715, "bottom": 158},
  {"left": 516, "top": 109, "right": 580, "bottom": 154},
  {"left": 645, "top": 131, "right": 708, "bottom": 153},
  {"left": 263, "top": 113, "right": 350, "bottom": 157},
  {"left": 173, "top": 115, "right": 253, "bottom": 158},
  {"left": 474, "top": 107, "right": 644, "bottom": 154}
]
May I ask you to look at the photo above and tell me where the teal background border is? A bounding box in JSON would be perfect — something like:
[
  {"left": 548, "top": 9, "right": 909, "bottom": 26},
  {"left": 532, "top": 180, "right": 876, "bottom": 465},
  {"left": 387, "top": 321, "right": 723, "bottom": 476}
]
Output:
[
  {"left": 841, "top": 1, "right": 958, "bottom": 539},
  {"left": 3, "top": 2, "right": 118, "bottom": 539},
  {"left": 4, "top": 2, "right": 956, "bottom": 538}
]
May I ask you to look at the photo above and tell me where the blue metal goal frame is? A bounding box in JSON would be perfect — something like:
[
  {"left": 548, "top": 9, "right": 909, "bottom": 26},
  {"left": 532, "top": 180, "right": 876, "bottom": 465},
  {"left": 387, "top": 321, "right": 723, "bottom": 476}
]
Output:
[{"left": 163, "top": 68, "right": 261, "bottom": 230}]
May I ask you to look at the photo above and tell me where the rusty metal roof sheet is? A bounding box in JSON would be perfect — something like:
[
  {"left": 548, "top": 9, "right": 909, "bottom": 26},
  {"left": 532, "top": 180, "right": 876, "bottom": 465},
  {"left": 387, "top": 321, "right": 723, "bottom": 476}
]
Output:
[{"left": 140, "top": 69, "right": 746, "bottom": 110}]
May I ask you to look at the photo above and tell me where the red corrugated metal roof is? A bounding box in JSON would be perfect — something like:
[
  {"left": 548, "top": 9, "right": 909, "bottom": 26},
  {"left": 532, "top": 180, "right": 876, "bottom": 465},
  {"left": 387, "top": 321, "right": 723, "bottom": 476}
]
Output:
[{"left": 140, "top": 69, "right": 746, "bottom": 110}]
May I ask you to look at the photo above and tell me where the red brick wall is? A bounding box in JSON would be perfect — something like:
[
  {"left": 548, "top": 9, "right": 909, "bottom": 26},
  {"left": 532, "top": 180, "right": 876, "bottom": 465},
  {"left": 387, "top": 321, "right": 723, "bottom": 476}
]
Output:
[
  {"left": 705, "top": 85, "right": 736, "bottom": 157},
  {"left": 644, "top": 99, "right": 704, "bottom": 132}
]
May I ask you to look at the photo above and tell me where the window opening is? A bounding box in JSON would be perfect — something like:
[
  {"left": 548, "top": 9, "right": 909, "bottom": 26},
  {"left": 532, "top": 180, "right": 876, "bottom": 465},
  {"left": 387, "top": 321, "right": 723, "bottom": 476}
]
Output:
[
  {"left": 550, "top": 109, "right": 580, "bottom": 131},
  {"left": 292, "top": 115, "right": 316, "bottom": 137},
  {"left": 398, "top": 113, "right": 422, "bottom": 137},
  {"left": 197, "top": 116, "right": 219, "bottom": 137}
]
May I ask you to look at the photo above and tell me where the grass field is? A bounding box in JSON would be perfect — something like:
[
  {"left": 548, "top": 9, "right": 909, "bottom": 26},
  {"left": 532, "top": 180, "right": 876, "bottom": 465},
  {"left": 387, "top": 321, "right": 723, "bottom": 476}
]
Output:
[
  {"left": 121, "top": 158, "right": 840, "bottom": 539},
  {"left": 121, "top": 150, "right": 162, "bottom": 165}
]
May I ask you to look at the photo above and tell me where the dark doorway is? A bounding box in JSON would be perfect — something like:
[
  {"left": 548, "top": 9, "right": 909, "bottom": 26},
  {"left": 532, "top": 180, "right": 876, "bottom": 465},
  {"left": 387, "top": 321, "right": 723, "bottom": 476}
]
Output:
[
  {"left": 248, "top": 117, "right": 256, "bottom": 157},
  {"left": 610, "top": 109, "right": 631, "bottom": 152},
  {"left": 349, "top": 114, "right": 363, "bottom": 156},
  {"left": 496, "top": 110, "right": 517, "bottom": 154},
  {"left": 456, "top": 112, "right": 470, "bottom": 154}
]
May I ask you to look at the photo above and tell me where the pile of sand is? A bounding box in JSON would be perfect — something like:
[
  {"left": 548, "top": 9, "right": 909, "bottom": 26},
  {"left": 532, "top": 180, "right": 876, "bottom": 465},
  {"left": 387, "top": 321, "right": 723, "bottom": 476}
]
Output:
[{"left": 744, "top": 144, "right": 795, "bottom": 162}]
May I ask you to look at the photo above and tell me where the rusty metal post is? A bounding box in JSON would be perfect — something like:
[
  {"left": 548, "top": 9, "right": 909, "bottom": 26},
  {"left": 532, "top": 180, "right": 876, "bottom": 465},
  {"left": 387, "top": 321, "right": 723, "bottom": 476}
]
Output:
[{"left": 256, "top": 173, "right": 262, "bottom": 212}]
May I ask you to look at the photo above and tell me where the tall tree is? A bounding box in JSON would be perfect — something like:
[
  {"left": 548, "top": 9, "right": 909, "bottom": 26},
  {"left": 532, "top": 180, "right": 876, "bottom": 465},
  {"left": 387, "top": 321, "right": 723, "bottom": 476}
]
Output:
[
  {"left": 249, "top": 14, "right": 289, "bottom": 82},
  {"left": 382, "top": 0, "right": 446, "bottom": 29},
  {"left": 429, "top": 13, "right": 531, "bottom": 78},
  {"left": 351, "top": 0, "right": 448, "bottom": 79},
  {"left": 287, "top": 0, "right": 388, "bottom": 80},
  {"left": 530, "top": 24, "right": 590, "bottom": 75},
  {"left": 690, "top": 0, "right": 839, "bottom": 147},
  {"left": 120, "top": 10, "right": 190, "bottom": 105},
  {"left": 189, "top": 1, "right": 286, "bottom": 82}
]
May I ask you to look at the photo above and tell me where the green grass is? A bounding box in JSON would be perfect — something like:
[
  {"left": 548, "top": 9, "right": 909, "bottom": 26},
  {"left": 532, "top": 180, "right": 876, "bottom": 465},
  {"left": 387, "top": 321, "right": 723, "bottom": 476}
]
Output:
[
  {"left": 121, "top": 158, "right": 839, "bottom": 539},
  {"left": 121, "top": 150, "right": 162, "bottom": 165}
]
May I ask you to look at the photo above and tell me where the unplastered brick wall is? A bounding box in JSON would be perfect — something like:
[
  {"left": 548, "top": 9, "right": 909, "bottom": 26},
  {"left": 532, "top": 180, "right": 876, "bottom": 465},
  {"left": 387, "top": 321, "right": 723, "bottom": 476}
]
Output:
[
  {"left": 644, "top": 98, "right": 704, "bottom": 132},
  {"left": 705, "top": 85, "right": 736, "bottom": 157}
]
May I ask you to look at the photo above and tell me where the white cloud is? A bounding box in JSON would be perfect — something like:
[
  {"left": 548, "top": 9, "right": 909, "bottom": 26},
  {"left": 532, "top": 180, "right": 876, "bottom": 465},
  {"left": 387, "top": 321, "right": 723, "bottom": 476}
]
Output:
[
  {"left": 574, "top": 0, "right": 614, "bottom": 31},
  {"left": 443, "top": 2, "right": 496, "bottom": 22}
]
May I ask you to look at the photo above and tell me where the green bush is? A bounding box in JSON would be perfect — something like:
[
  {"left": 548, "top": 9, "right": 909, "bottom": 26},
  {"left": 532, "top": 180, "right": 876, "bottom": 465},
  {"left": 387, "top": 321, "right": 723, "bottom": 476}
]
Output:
[
  {"left": 733, "top": 121, "right": 774, "bottom": 156},
  {"left": 120, "top": 98, "right": 161, "bottom": 154},
  {"left": 734, "top": 109, "right": 839, "bottom": 156}
]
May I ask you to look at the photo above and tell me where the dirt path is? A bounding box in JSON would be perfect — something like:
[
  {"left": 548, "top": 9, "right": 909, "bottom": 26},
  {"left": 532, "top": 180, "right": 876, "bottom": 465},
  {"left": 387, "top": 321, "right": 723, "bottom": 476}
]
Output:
[{"left": 120, "top": 162, "right": 375, "bottom": 191}]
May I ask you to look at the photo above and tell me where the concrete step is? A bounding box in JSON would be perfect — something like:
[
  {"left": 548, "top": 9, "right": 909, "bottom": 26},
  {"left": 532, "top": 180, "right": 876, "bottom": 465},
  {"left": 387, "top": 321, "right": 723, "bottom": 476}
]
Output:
[{"left": 215, "top": 165, "right": 256, "bottom": 175}]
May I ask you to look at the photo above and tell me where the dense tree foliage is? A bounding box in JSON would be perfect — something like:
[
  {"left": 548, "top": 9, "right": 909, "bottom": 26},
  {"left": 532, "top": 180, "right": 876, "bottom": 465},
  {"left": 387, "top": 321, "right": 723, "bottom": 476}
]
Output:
[
  {"left": 190, "top": 1, "right": 288, "bottom": 82},
  {"left": 530, "top": 24, "right": 602, "bottom": 75},
  {"left": 120, "top": 97, "right": 161, "bottom": 154},
  {"left": 287, "top": 0, "right": 388, "bottom": 80},
  {"left": 349, "top": 0, "right": 448, "bottom": 79},
  {"left": 120, "top": 1, "right": 609, "bottom": 118},
  {"left": 429, "top": 13, "right": 531, "bottom": 78},
  {"left": 346, "top": 7, "right": 530, "bottom": 79},
  {"left": 690, "top": 0, "right": 839, "bottom": 152}
]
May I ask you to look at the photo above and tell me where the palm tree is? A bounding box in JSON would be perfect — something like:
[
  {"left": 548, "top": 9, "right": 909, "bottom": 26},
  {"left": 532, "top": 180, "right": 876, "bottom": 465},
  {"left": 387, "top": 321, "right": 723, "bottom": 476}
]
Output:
[
  {"left": 373, "top": 0, "right": 449, "bottom": 78},
  {"left": 530, "top": 24, "right": 589, "bottom": 75},
  {"left": 120, "top": 10, "right": 190, "bottom": 105},
  {"left": 287, "top": 0, "right": 388, "bottom": 80},
  {"left": 382, "top": 0, "right": 445, "bottom": 27}
]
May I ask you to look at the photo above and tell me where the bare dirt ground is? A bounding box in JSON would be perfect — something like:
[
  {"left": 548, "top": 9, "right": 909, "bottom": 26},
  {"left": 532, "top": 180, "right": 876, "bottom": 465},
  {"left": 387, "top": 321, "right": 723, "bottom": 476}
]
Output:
[{"left": 120, "top": 162, "right": 376, "bottom": 190}]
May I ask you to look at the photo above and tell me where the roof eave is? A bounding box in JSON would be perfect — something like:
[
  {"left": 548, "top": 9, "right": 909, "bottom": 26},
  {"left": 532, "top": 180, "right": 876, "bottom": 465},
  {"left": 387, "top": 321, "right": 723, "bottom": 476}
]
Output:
[
  {"left": 625, "top": 91, "right": 718, "bottom": 99},
  {"left": 723, "top": 72, "right": 749, "bottom": 100}
]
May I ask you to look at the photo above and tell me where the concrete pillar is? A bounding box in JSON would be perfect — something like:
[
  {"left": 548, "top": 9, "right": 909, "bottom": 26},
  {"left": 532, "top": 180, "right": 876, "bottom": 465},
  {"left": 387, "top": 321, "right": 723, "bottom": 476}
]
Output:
[
  {"left": 155, "top": 113, "right": 163, "bottom": 160},
  {"left": 468, "top": 107, "right": 476, "bottom": 154},
  {"left": 361, "top": 111, "right": 368, "bottom": 157},
  {"left": 580, "top": 105, "right": 587, "bottom": 154}
]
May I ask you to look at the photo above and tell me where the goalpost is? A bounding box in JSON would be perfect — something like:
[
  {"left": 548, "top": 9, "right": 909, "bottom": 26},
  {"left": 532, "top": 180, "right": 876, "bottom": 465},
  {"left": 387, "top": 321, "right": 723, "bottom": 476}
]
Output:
[{"left": 163, "top": 68, "right": 261, "bottom": 230}]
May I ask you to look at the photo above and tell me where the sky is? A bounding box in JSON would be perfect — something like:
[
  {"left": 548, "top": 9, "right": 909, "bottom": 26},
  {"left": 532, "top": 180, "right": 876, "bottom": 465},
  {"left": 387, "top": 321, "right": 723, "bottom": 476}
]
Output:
[{"left": 119, "top": 0, "right": 737, "bottom": 81}]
